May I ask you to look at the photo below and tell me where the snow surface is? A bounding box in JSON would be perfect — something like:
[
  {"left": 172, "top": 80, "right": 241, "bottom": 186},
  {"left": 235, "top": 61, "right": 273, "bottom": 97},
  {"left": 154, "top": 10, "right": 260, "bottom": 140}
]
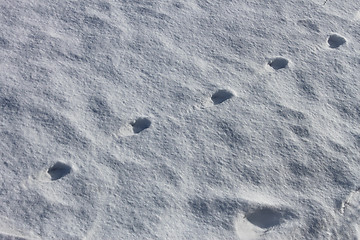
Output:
[{"left": 1, "top": 0, "right": 360, "bottom": 239}]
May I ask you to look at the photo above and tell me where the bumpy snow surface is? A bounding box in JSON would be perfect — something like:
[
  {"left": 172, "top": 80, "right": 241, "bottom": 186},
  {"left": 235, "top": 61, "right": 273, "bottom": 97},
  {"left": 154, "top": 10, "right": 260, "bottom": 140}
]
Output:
[{"left": 1, "top": 0, "right": 360, "bottom": 239}]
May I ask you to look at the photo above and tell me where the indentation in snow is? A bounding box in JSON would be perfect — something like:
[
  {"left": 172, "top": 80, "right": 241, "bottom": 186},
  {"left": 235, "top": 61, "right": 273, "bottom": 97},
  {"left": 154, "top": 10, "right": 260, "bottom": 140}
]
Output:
[
  {"left": 131, "top": 117, "right": 151, "bottom": 134},
  {"left": 47, "top": 162, "right": 71, "bottom": 181},
  {"left": 211, "top": 89, "right": 235, "bottom": 105},
  {"left": 268, "top": 57, "right": 289, "bottom": 70},
  {"left": 328, "top": 34, "right": 346, "bottom": 48}
]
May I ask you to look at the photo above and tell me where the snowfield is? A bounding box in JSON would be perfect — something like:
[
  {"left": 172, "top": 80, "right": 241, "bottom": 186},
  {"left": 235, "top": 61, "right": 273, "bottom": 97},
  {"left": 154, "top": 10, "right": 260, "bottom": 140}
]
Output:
[{"left": 1, "top": 0, "right": 360, "bottom": 239}]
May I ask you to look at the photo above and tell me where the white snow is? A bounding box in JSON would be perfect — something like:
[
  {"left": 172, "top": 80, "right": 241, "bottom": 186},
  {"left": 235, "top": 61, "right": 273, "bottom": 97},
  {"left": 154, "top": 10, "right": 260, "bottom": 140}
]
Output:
[{"left": 1, "top": 0, "right": 360, "bottom": 239}]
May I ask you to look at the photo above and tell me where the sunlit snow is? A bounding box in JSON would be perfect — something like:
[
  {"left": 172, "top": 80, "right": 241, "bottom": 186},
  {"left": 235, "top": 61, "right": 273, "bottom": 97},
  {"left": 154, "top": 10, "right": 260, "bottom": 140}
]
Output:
[{"left": 1, "top": 0, "right": 360, "bottom": 239}]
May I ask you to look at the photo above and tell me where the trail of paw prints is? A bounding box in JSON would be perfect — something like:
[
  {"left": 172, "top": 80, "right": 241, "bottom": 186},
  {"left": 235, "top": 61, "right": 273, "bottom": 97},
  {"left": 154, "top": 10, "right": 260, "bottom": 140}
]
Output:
[
  {"left": 195, "top": 89, "right": 236, "bottom": 109},
  {"left": 327, "top": 34, "right": 346, "bottom": 48},
  {"left": 116, "top": 117, "right": 152, "bottom": 137}
]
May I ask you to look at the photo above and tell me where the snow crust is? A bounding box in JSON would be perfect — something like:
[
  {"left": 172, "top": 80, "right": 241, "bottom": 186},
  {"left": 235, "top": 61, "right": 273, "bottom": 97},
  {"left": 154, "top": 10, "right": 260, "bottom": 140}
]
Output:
[{"left": 1, "top": 0, "right": 360, "bottom": 239}]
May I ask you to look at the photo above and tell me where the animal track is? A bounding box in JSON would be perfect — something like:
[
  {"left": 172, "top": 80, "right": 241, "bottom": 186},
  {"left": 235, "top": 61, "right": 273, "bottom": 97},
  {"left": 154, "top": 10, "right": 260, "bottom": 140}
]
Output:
[
  {"left": 195, "top": 89, "right": 236, "bottom": 109},
  {"left": 47, "top": 162, "right": 71, "bottom": 180},
  {"left": 327, "top": 34, "right": 346, "bottom": 48},
  {"left": 131, "top": 117, "right": 151, "bottom": 134},
  {"left": 117, "top": 117, "right": 152, "bottom": 137},
  {"left": 245, "top": 206, "right": 296, "bottom": 230},
  {"left": 211, "top": 89, "right": 235, "bottom": 105},
  {"left": 268, "top": 57, "right": 289, "bottom": 70},
  {"left": 235, "top": 206, "right": 296, "bottom": 239},
  {"left": 246, "top": 207, "right": 283, "bottom": 229}
]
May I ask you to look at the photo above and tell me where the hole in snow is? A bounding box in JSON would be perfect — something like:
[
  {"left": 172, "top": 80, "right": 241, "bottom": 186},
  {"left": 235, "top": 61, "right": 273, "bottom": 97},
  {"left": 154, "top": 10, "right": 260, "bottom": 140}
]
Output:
[
  {"left": 131, "top": 117, "right": 151, "bottom": 134},
  {"left": 328, "top": 34, "right": 346, "bottom": 48},
  {"left": 211, "top": 89, "right": 234, "bottom": 105},
  {"left": 47, "top": 162, "right": 71, "bottom": 181},
  {"left": 268, "top": 57, "right": 289, "bottom": 70},
  {"left": 246, "top": 207, "right": 283, "bottom": 229}
]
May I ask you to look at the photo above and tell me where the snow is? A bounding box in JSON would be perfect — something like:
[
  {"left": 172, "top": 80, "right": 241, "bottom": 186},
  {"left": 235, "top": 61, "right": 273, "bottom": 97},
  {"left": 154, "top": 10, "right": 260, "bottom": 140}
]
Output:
[{"left": 1, "top": 0, "right": 360, "bottom": 239}]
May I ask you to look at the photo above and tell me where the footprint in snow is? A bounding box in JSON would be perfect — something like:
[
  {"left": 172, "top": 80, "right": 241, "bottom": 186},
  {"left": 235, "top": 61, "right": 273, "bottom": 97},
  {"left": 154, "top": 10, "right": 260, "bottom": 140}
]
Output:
[
  {"left": 47, "top": 162, "right": 72, "bottom": 181},
  {"left": 196, "top": 89, "right": 236, "bottom": 109},
  {"left": 116, "top": 117, "right": 152, "bottom": 137},
  {"left": 211, "top": 89, "right": 235, "bottom": 105},
  {"left": 327, "top": 34, "right": 346, "bottom": 48},
  {"left": 235, "top": 206, "right": 297, "bottom": 239},
  {"left": 246, "top": 207, "right": 285, "bottom": 229},
  {"left": 268, "top": 57, "right": 289, "bottom": 70},
  {"left": 131, "top": 117, "right": 151, "bottom": 134}
]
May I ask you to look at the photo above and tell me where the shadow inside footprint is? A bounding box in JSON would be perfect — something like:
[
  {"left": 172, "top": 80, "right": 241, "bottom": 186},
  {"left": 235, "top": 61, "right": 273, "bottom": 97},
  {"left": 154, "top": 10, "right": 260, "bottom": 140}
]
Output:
[
  {"left": 131, "top": 117, "right": 151, "bottom": 134},
  {"left": 246, "top": 208, "right": 282, "bottom": 229},
  {"left": 328, "top": 34, "right": 346, "bottom": 48},
  {"left": 47, "top": 162, "right": 71, "bottom": 181},
  {"left": 211, "top": 90, "right": 234, "bottom": 105},
  {"left": 268, "top": 57, "right": 288, "bottom": 70}
]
